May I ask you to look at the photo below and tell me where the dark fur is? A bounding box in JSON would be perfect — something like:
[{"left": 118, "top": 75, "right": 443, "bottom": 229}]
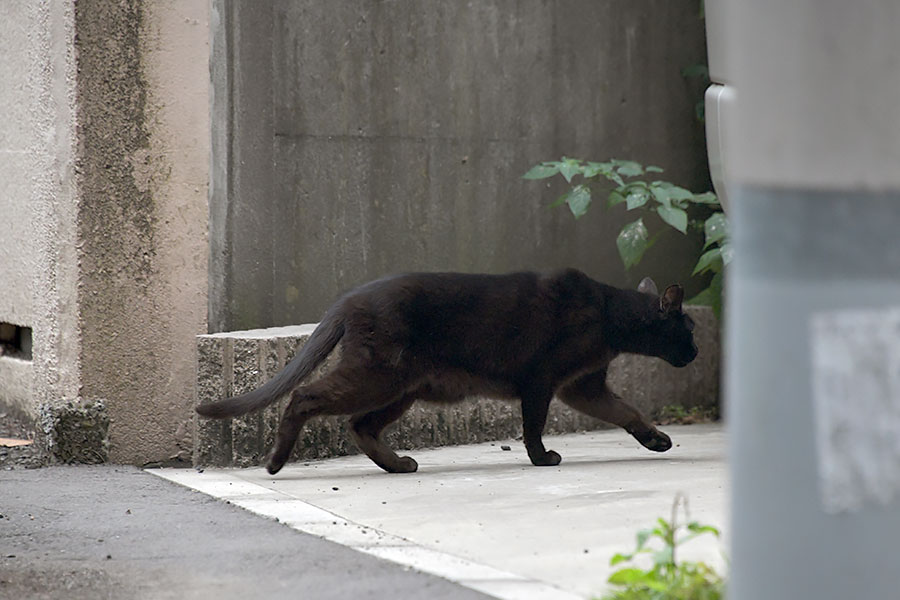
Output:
[{"left": 196, "top": 269, "right": 698, "bottom": 475}]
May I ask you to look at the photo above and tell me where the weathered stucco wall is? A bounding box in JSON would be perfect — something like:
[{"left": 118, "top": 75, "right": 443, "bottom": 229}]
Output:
[
  {"left": 73, "top": 0, "right": 209, "bottom": 463},
  {"left": 0, "top": 4, "right": 36, "bottom": 331},
  {"left": 0, "top": 2, "right": 79, "bottom": 421},
  {"left": 211, "top": 0, "right": 710, "bottom": 331},
  {"left": 0, "top": 3, "right": 36, "bottom": 417},
  {"left": 0, "top": 0, "right": 209, "bottom": 465}
]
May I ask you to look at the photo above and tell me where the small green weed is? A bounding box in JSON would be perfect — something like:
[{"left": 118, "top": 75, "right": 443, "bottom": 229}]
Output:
[
  {"left": 600, "top": 496, "right": 725, "bottom": 600},
  {"left": 655, "top": 405, "right": 719, "bottom": 426}
]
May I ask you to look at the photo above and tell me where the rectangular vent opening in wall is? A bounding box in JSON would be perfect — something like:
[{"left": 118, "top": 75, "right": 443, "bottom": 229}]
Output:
[{"left": 0, "top": 322, "right": 32, "bottom": 361}]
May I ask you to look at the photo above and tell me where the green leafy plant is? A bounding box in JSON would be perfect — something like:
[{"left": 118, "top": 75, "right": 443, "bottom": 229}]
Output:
[
  {"left": 523, "top": 158, "right": 729, "bottom": 313},
  {"left": 655, "top": 404, "right": 720, "bottom": 426},
  {"left": 600, "top": 496, "right": 725, "bottom": 600}
]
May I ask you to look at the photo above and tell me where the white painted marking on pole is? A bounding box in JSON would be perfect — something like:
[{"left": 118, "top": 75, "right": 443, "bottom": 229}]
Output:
[{"left": 810, "top": 308, "right": 900, "bottom": 513}]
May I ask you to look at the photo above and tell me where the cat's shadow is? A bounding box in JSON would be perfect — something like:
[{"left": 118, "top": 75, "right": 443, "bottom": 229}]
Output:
[{"left": 268, "top": 453, "right": 716, "bottom": 482}]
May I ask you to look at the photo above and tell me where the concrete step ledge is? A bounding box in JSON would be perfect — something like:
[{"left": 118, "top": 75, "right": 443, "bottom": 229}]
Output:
[{"left": 194, "top": 307, "right": 719, "bottom": 467}]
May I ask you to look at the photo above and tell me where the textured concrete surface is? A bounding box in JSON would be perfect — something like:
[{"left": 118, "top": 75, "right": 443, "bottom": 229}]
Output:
[
  {"left": 73, "top": 0, "right": 209, "bottom": 464},
  {"left": 38, "top": 399, "right": 109, "bottom": 464},
  {"left": 210, "top": 0, "right": 711, "bottom": 331},
  {"left": 0, "top": 357, "right": 32, "bottom": 419},
  {"left": 0, "top": 1, "right": 209, "bottom": 465},
  {"left": 160, "top": 424, "right": 728, "bottom": 599},
  {"left": 0, "top": 3, "right": 36, "bottom": 329},
  {"left": 0, "top": 465, "right": 490, "bottom": 600},
  {"left": 195, "top": 307, "right": 719, "bottom": 467},
  {"left": 0, "top": 2, "right": 77, "bottom": 419}
]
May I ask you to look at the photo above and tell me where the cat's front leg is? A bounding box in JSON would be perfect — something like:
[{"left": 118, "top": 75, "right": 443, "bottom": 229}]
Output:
[
  {"left": 625, "top": 422, "right": 672, "bottom": 452},
  {"left": 559, "top": 371, "right": 672, "bottom": 453},
  {"left": 521, "top": 390, "right": 562, "bottom": 466}
]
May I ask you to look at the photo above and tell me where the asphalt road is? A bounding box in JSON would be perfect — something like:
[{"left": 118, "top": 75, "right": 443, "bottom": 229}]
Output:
[{"left": 0, "top": 465, "right": 490, "bottom": 600}]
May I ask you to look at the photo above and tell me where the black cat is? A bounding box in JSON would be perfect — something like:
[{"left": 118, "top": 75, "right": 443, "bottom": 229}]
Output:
[{"left": 197, "top": 269, "right": 698, "bottom": 475}]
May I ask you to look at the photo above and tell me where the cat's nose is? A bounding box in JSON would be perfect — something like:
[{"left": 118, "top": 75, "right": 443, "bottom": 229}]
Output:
[{"left": 671, "top": 344, "right": 698, "bottom": 368}]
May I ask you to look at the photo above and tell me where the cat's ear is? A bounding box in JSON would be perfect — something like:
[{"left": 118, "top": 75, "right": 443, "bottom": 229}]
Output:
[
  {"left": 637, "top": 277, "right": 658, "bottom": 296},
  {"left": 660, "top": 284, "right": 684, "bottom": 314}
]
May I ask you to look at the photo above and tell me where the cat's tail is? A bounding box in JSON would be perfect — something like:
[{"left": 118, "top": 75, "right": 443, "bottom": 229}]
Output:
[{"left": 195, "top": 306, "right": 345, "bottom": 419}]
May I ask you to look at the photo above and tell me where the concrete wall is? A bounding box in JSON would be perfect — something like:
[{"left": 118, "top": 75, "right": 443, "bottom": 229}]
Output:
[
  {"left": 72, "top": 0, "right": 209, "bottom": 463},
  {"left": 0, "top": 2, "right": 77, "bottom": 420},
  {"left": 211, "top": 0, "right": 710, "bottom": 331},
  {"left": 0, "top": 1, "right": 209, "bottom": 465},
  {"left": 0, "top": 2, "right": 34, "bottom": 416},
  {"left": 0, "top": 4, "right": 36, "bottom": 332}
]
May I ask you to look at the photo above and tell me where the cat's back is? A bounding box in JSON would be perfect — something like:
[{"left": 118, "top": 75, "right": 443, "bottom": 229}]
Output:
[
  {"left": 344, "top": 270, "right": 541, "bottom": 308},
  {"left": 341, "top": 269, "right": 603, "bottom": 339}
]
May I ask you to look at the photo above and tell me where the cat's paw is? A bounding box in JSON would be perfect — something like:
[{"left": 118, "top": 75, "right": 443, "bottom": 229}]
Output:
[
  {"left": 634, "top": 428, "right": 672, "bottom": 453},
  {"left": 266, "top": 451, "right": 289, "bottom": 475},
  {"left": 389, "top": 456, "right": 419, "bottom": 473},
  {"left": 530, "top": 449, "right": 562, "bottom": 466}
]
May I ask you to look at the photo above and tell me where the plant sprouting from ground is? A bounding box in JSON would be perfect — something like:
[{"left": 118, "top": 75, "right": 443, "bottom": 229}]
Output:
[{"left": 599, "top": 495, "right": 726, "bottom": 600}]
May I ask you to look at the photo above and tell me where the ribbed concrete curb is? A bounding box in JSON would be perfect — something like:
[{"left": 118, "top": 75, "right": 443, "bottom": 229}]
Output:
[{"left": 194, "top": 306, "right": 719, "bottom": 467}]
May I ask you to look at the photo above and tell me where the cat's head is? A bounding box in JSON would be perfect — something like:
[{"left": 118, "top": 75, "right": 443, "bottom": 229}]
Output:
[{"left": 635, "top": 277, "right": 699, "bottom": 368}]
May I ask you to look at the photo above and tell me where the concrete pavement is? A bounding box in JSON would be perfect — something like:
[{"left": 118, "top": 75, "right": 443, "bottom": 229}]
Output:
[{"left": 153, "top": 423, "right": 728, "bottom": 599}]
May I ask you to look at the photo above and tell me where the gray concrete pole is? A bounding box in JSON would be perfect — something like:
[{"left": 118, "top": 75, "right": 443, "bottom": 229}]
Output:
[{"left": 725, "top": 1, "right": 900, "bottom": 598}]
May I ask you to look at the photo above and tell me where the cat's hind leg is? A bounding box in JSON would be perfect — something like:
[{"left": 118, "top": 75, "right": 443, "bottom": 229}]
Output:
[
  {"left": 559, "top": 371, "right": 672, "bottom": 452},
  {"left": 267, "top": 386, "right": 325, "bottom": 474},
  {"left": 266, "top": 367, "right": 404, "bottom": 475},
  {"left": 349, "top": 395, "right": 418, "bottom": 473}
]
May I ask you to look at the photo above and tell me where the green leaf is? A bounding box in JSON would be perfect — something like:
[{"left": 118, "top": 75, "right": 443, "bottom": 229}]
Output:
[
  {"left": 522, "top": 162, "right": 560, "bottom": 179},
  {"left": 668, "top": 186, "right": 695, "bottom": 203},
  {"left": 692, "top": 247, "right": 723, "bottom": 275},
  {"left": 610, "top": 552, "right": 633, "bottom": 566},
  {"left": 635, "top": 528, "right": 653, "bottom": 551},
  {"left": 562, "top": 184, "right": 592, "bottom": 218},
  {"left": 626, "top": 188, "right": 650, "bottom": 210},
  {"left": 655, "top": 518, "right": 673, "bottom": 539},
  {"left": 650, "top": 184, "right": 672, "bottom": 209},
  {"left": 652, "top": 546, "right": 674, "bottom": 568},
  {"left": 686, "top": 284, "right": 716, "bottom": 307},
  {"left": 656, "top": 205, "right": 688, "bottom": 234},
  {"left": 558, "top": 158, "right": 582, "bottom": 183},
  {"left": 584, "top": 161, "right": 613, "bottom": 179},
  {"left": 608, "top": 568, "right": 653, "bottom": 586},
  {"left": 692, "top": 191, "right": 719, "bottom": 205},
  {"left": 614, "top": 160, "right": 644, "bottom": 177},
  {"left": 687, "top": 271, "right": 724, "bottom": 319},
  {"left": 645, "top": 165, "right": 664, "bottom": 173},
  {"left": 720, "top": 242, "right": 734, "bottom": 265},
  {"left": 549, "top": 192, "right": 568, "bottom": 208},
  {"left": 703, "top": 212, "right": 729, "bottom": 248},
  {"left": 608, "top": 190, "right": 627, "bottom": 208},
  {"left": 617, "top": 218, "right": 649, "bottom": 270},
  {"left": 687, "top": 521, "right": 719, "bottom": 537}
]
